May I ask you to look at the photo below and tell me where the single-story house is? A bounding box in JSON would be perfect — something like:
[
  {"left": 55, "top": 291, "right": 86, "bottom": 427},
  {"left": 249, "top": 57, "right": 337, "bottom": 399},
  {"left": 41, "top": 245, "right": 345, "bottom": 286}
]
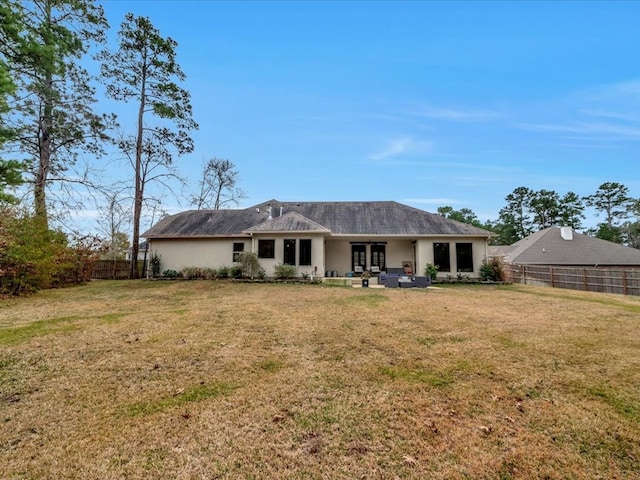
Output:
[
  {"left": 142, "top": 199, "right": 495, "bottom": 279},
  {"left": 493, "top": 226, "right": 640, "bottom": 266}
]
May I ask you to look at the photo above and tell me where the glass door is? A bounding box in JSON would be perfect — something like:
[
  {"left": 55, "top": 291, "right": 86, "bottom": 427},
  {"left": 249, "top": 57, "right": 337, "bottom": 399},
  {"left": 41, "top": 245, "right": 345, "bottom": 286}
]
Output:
[
  {"left": 351, "top": 245, "right": 366, "bottom": 272},
  {"left": 370, "top": 244, "right": 385, "bottom": 271}
]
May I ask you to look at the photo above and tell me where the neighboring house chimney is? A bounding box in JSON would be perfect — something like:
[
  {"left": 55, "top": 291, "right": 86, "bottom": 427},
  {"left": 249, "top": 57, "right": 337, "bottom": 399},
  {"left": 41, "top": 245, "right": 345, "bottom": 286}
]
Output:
[
  {"left": 560, "top": 226, "right": 573, "bottom": 241},
  {"left": 280, "top": 206, "right": 283, "bottom": 217}
]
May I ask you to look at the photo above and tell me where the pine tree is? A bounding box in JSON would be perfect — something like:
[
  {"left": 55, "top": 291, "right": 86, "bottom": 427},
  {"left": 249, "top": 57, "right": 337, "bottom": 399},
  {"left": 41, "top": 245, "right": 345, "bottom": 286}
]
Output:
[
  {"left": 97, "top": 13, "right": 198, "bottom": 278},
  {"left": 2, "top": 0, "right": 111, "bottom": 226}
]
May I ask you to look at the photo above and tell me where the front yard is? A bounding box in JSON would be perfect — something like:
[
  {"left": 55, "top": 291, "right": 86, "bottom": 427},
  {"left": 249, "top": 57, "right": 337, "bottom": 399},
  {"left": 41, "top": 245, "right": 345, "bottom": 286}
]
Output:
[{"left": 1, "top": 281, "right": 639, "bottom": 479}]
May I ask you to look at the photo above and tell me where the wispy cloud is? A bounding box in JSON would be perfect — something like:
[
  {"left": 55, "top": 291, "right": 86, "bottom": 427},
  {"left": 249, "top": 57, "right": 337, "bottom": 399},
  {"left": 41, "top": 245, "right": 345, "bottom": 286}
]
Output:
[
  {"left": 580, "top": 109, "right": 640, "bottom": 123},
  {"left": 408, "top": 104, "right": 500, "bottom": 122},
  {"left": 369, "top": 136, "right": 412, "bottom": 160},
  {"left": 368, "top": 136, "right": 434, "bottom": 161},
  {"left": 517, "top": 121, "right": 640, "bottom": 139},
  {"left": 582, "top": 80, "right": 640, "bottom": 103}
]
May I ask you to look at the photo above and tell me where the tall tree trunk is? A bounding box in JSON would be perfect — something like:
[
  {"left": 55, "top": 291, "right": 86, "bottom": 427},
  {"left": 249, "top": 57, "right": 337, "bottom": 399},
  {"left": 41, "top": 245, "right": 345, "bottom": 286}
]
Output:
[
  {"left": 129, "top": 76, "right": 146, "bottom": 279},
  {"left": 34, "top": 2, "right": 54, "bottom": 229},
  {"left": 34, "top": 112, "right": 50, "bottom": 228}
]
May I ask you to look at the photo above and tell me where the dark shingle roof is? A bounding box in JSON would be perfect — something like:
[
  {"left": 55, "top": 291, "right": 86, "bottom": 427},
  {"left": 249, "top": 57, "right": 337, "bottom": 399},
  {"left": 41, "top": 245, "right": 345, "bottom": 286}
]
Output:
[
  {"left": 243, "top": 211, "right": 331, "bottom": 233},
  {"left": 143, "top": 200, "right": 494, "bottom": 238},
  {"left": 505, "top": 227, "right": 640, "bottom": 266}
]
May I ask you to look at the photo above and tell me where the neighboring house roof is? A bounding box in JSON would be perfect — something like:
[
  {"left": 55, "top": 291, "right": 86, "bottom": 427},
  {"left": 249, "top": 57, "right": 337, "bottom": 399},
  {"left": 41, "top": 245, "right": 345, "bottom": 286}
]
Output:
[
  {"left": 504, "top": 227, "right": 640, "bottom": 266},
  {"left": 128, "top": 240, "right": 148, "bottom": 253},
  {"left": 143, "top": 200, "right": 495, "bottom": 238}
]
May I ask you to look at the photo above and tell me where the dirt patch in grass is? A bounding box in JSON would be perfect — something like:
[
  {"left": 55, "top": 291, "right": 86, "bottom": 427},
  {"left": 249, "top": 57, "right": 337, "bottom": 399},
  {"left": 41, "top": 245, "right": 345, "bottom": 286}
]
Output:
[{"left": 1, "top": 281, "right": 639, "bottom": 479}]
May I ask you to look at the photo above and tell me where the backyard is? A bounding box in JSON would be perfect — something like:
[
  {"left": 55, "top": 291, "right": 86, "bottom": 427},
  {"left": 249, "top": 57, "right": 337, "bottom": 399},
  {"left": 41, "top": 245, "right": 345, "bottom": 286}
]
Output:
[{"left": 1, "top": 280, "right": 639, "bottom": 479}]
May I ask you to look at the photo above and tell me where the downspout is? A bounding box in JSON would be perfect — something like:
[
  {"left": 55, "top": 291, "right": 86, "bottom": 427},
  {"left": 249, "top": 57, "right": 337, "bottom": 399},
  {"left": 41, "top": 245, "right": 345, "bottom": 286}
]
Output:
[
  {"left": 146, "top": 240, "right": 151, "bottom": 279},
  {"left": 484, "top": 237, "right": 489, "bottom": 269}
]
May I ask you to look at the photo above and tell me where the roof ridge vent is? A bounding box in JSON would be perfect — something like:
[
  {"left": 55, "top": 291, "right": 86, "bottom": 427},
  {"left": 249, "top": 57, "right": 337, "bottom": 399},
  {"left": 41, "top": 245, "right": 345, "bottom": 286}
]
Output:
[{"left": 560, "top": 226, "right": 573, "bottom": 241}]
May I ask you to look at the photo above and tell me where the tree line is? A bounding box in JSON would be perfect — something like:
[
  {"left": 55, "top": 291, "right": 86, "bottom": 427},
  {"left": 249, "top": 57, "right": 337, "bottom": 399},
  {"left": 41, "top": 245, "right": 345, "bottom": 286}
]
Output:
[
  {"left": 0, "top": 0, "right": 243, "bottom": 288},
  {"left": 0, "top": 2, "right": 637, "bottom": 294},
  {"left": 438, "top": 182, "right": 640, "bottom": 248}
]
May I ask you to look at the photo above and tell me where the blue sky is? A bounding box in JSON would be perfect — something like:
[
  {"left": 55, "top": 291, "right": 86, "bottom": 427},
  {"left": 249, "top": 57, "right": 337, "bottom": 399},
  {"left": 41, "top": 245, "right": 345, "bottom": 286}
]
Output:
[{"left": 87, "top": 0, "right": 639, "bottom": 231}]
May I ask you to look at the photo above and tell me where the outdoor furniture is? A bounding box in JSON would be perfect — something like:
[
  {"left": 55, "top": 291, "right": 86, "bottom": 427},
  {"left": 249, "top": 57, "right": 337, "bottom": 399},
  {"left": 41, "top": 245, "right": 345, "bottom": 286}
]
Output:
[
  {"left": 412, "top": 276, "right": 431, "bottom": 288},
  {"left": 382, "top": 273, "right": 431, "bottom": 288},
  {"left": 384, "top": 276, "right": 399, "bottom": 288},
  {"left": 386, "top": 267, "right": 404, "bottom": 275}
]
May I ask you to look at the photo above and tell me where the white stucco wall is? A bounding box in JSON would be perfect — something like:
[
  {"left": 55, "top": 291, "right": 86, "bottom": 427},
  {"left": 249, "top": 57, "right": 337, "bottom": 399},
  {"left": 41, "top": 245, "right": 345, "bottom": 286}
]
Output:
[
  {"left": 148, "top": 238, "right": 249, "bottom": 274},
  {"left": 148, "top": 235, "right": 325, "bottom": 277},
  {"left": 415, "top": 237, "right": 489, "bottom": 279}
]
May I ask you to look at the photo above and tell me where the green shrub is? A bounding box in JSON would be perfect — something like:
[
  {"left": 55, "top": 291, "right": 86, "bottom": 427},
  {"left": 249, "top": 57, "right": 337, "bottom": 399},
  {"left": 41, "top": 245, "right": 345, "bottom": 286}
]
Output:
[
  {"left": 162, "top": 269, "right": 180, "bottom": 278},
  {"left": 274, "top": 263, "right": 297, "bottom": 279},
  {"left": 424, "top": 263, "right": 438, "bottom": 280},
  {"left": 0, "top": 207, "right": 100, "bottom": 295},
  {"left": 480, "top": 257, "right": 505, "bottom": 281},
  {"left": 217, "top": 265, "right": 230, "bottom": 278},
  {"left": 149, "top": 252, "right": 161, "bottom": 276},
  {"left": 229, "top": 265, "right": 243, "bottom": 279}
]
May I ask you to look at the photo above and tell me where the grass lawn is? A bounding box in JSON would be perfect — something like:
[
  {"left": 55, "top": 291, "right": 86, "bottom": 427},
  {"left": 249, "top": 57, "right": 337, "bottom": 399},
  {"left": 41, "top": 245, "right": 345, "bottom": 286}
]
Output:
[{"left": 1, "top": 280, "right": 640, "bottom": 479}]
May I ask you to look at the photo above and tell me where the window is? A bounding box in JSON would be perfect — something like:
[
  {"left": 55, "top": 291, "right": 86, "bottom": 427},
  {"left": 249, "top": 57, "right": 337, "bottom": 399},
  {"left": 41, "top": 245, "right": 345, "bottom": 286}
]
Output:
[
  {"left": 258, "top": 239, "right": 275, "bottom": 259},
  {"left": 456, "top": 243, "right": 473, "bottom": 272},
  {"left": 433, "top": 243, "right": 450, "bottom": 272},
  {"left": 299, "top": 239, "right": 312, "bottom": 266},
  {"left": 232, "top": 242, "right": 244, "bottom": 262},
  {"left": 283, "top": 239, "right": 296, "bottom": 265}
]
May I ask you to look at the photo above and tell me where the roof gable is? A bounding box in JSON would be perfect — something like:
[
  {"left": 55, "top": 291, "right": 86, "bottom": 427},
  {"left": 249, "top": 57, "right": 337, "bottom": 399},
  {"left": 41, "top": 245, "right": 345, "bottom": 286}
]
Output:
[{"left": 243, "top": 211, "right": 331, "bottom": 233}]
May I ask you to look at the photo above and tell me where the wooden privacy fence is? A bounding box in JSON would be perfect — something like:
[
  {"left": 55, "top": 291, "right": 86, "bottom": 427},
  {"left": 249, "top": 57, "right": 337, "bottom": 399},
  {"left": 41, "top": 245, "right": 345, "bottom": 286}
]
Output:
[
  {"left": 504, "top": 264, "right": 640, "bottom": 296},
  {"left": 90, "top": 260, "right": 145, "bottom": 280}
]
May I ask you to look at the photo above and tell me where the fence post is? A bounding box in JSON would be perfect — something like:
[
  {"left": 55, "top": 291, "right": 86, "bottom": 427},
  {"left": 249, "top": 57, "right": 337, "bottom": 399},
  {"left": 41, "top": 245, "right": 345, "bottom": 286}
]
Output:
[
  {"left": 623, "top": 270, "right": 628, "bottom": 296},
  {"left": 582, "top": 268, "right": 587, "bottom": 291},
  {"left": 550, "top": 266, "right": 554, "bottom": 288}
]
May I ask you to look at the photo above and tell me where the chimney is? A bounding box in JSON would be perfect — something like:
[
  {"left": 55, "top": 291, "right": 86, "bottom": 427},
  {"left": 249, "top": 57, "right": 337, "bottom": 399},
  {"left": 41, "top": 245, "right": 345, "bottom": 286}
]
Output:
[
  {"left": 279, "top": 206, "right": 283, "bottom": 217},
  {"left": 560, "top": 226, "right": 573, "bottom": 241}
]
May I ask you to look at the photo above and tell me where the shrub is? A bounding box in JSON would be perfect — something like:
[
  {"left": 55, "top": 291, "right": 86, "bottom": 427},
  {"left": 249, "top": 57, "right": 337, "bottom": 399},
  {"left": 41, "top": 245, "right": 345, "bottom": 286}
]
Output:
[
  {"left": 424, "top": 263, "right": 438, "bottom": 280},
  {"left": 217, "top": 265, "right": 230, "bottom": 278},
  {"left": 202, "top": 268, "right": 217, "bottom": 280},
  {"left": 181, "top": 267, "right": 199, "bottom": 280},
  {"left": 149, "top": 252, "right": 161, "bottom": 276},
  {"left": 162, "top": 269, "right": 180, "bottom": 278},
  {"left": 180, "top": 267, "right": 217, "bottom": 280},
  {"left": 0, "top": 208, "right": 101, "bottom": 295},
  {"left": 480, "top": 257, "right": 505, "bottom": 281},
  {"left": 229, "top": 265, "right": 243, "bottom": 279},
  {"left": 235, "top": 251, "right": 262, "bottom": 279},
  {"left": 274, "top": 263, "right": 297, "bottom": 280}
]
